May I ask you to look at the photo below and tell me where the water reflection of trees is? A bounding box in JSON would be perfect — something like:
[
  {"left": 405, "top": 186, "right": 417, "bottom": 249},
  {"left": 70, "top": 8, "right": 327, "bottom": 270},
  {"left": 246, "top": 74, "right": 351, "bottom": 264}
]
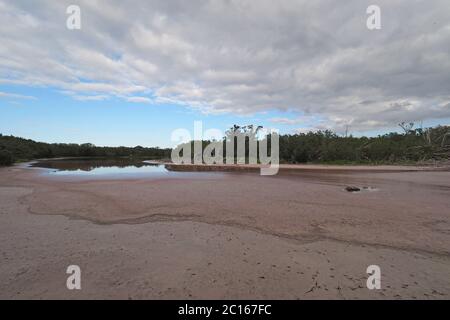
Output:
[{"left": 32, "top": 158, "right": 155, "bottom": 172}]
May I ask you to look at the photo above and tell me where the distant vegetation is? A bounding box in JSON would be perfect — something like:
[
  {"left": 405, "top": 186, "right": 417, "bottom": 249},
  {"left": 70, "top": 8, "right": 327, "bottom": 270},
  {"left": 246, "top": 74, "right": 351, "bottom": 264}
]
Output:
[
  {"left": 0, "top": 134, "right": 171, "bottom": 166},
  {"left": 278, "top": 124, "right": 450, "bottom": 164},
  {"left": 1, "top": 124, "right": 449, "bottom": 166},
  {"left": 0, "top": 149, "right": 13, "bottom": 166},
  {"left": 181, "top": 124, "right": 450, "bottom": 165}
]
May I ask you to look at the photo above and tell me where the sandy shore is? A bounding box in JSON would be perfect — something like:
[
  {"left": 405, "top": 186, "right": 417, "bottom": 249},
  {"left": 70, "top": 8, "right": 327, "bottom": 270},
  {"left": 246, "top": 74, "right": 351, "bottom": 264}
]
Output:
[
  {"left": 0, "top": 164, "right": 449, "bottom": 299},
  {"left": 164, "top": 163, "right": 442, "bottom": 173}
]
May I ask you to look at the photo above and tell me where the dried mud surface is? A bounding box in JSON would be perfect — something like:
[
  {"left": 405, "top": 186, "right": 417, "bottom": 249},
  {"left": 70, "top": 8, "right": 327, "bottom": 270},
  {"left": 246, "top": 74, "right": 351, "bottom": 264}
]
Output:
[{"left": 0, "top": 164, "right": 449, "bottom": 299}]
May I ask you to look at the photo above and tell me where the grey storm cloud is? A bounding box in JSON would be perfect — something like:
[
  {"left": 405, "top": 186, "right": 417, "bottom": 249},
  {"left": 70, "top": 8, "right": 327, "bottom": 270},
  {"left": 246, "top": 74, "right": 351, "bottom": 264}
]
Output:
[{"left": 1, "top": 0, "right": 449, "bottom": 132}]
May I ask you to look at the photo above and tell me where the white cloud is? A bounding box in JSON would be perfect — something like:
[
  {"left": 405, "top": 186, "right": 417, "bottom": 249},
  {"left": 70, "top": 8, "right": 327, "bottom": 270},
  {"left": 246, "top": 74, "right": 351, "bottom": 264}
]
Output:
[
  {"left": 269, "top": 118, "right": 303, "bottom": 125},
  {"left": 72, "top": 95, "right": 109, "bottom": 101},
  {"left": 1, "top": 0, "right": 450, "bottom": 132},
  {"left": 0, "top": 91, "right": 37, "bottom": 100},
  {"left": 126, "top": 96, "right": 152, "bottom": 103}
]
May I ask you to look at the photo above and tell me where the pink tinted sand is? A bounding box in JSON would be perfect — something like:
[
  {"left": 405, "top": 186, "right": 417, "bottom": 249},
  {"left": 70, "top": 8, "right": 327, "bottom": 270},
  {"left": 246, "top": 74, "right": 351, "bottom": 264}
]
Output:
[{"left": 0, "top": 164, "right": 448, "bottom": 299}]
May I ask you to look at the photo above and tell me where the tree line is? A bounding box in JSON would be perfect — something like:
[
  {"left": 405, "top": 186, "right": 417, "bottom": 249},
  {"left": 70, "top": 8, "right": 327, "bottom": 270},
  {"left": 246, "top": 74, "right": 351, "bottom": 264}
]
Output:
[
  {"left": 278, "top": 125, "right": 450, "bottom": 164},
  {"left": 1, "top": 124, "right": 449, "bottom": 166},
  {"left": 0, "top": 134, "right": 171, "bottom": 166},
  {"left": 178, "top": 124, "right": 450, "bottom": 165}
]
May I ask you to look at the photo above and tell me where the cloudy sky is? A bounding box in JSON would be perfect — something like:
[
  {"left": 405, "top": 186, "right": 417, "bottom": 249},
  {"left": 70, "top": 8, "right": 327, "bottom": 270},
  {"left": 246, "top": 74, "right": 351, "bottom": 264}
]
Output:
[{"left": 0, "top": 0, "right": 449, "bottom": 147}]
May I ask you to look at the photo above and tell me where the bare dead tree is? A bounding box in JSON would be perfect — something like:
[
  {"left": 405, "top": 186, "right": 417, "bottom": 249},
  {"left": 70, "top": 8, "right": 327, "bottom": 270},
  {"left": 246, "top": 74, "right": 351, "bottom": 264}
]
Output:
[
  {"left": 398, "top": 121, "right": 415, "bottom": 134},
  {"left": 441, "top": 132, "right": 450, "bottom": 147},
  {"left": 344, "top": 125, "right": 350, "bottom": 138},
  {"left": 423, "top": 128, "right": 432, "bottom": 145}
]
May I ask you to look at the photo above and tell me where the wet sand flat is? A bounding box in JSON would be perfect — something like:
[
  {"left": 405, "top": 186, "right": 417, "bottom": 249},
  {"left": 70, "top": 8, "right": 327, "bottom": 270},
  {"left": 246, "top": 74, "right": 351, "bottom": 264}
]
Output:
[{"left": 0, "top": 164, "right": 449, "bottom": 299}]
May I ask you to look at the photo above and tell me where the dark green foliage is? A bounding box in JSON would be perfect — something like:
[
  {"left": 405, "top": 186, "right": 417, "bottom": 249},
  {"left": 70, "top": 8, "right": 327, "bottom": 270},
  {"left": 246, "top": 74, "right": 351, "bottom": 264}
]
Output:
[
  {"left": 1, "top": 125, "right": 449, "bottom": 166},
  {"left": 179, "top": 125, "right": 450, "bottom": 165},
  {"left": 279, "top": 126, "right": 450, "bottom": 163},
  {"left": 0, "top": 134, "right": 171, "bottom": 166},
  {"left": 0, "top": 149, "right": 13, "bottom": 166}
]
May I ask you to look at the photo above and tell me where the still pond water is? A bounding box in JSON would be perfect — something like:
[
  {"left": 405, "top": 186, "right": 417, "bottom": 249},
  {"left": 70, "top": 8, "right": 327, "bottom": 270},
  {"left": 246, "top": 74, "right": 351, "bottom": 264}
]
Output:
[{"left": 30, "top": 158, "right": 221, "bottom": 180}]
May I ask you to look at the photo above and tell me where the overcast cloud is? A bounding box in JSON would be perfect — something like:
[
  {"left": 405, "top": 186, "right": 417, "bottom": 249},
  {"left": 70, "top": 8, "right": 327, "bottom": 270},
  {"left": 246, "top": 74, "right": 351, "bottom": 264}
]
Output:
[{"left": 1, "top": 0, "right": 449, "bottom": 132}]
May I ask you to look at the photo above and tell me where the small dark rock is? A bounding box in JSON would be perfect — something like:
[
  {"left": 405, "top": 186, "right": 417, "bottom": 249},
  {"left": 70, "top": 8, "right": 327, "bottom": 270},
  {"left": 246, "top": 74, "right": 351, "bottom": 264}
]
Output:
[{"left": 345, "top": 186, "right": 360, "bottom": 192}]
